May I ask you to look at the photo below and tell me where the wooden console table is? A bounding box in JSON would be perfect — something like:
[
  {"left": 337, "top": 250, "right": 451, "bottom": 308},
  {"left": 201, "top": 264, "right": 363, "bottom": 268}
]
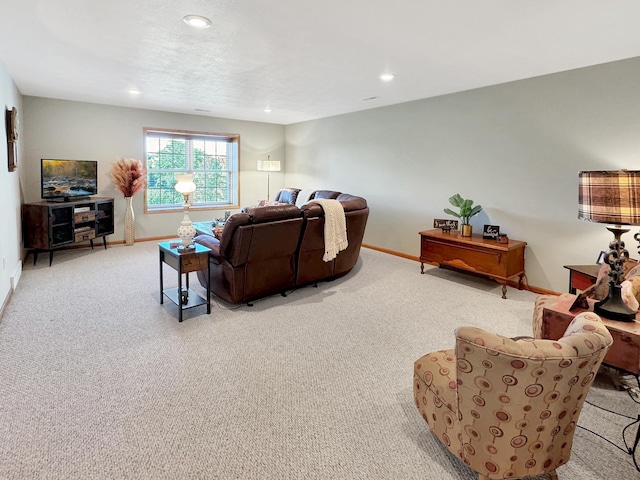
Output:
[
  {"left": 419, "top": 229, "right": 526, "bottom": 299},
  {"left": 541, "top": 294, "right": 640, "bottom": 376}
]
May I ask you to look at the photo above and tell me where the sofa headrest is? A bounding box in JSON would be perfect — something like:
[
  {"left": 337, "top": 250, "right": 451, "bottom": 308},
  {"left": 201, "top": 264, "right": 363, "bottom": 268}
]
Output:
[
  {"left": 309, "top": 190, "right": 341, "bottom": 200},
  {"left": 336, "top": 194, "right": 367, "bottom": 212},
  {"left": 244, "top": 204, "right": 302, "bottom": 223},
  {"left": 301, "top": 194, "right": 367, "bottom": 217},
  {"left": 223, "top": 212, "right": 252, "bottom": 231},
  {"left": 273, "top": 188, "right": 301, "bottom": 205}
]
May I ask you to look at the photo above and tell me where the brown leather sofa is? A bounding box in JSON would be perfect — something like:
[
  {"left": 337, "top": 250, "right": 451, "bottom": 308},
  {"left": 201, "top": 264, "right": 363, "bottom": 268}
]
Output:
[
  {"left": 297, "top": 193, "right": 369, "bottom": 285},
  {"left": 194, "top": 191, "right": 369, "bottom": 305}
]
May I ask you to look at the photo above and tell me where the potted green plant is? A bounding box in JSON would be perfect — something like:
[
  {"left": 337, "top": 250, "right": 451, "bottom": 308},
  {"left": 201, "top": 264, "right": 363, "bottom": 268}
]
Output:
[{"left": 444, "top": 193, "right": 482, "bottom": 236}]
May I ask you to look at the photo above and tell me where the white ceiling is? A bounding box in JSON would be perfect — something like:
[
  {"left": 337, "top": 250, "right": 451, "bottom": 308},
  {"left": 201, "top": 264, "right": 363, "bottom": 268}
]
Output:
[{"left": 2, "top": 1, "right": 640, "bottom": 125}]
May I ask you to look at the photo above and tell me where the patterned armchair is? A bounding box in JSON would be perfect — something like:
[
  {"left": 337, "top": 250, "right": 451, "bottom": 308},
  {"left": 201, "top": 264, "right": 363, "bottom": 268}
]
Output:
[
  {"left": 532, "top": 294, "right": 563, "bottom": 339},
  {"left": 413, "top": 312, "right": 613, "bottom": 480}
]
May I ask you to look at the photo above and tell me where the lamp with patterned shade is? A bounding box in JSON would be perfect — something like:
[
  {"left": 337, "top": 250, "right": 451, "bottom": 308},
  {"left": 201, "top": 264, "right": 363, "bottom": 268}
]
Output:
[
  {"left": 257, "top": 155, "right": 281, "bottom": 200},
  {"left": 578, "top": 170, "right": 640, "bottom": 321},
  {"left": 175, "top": 173, "right": 197, "bottom": 250}
]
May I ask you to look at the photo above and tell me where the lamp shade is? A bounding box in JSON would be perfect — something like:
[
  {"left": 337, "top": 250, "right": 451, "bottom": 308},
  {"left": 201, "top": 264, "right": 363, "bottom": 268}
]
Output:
[
  {"left": 257, "top": 158, "right": 281, "bottom": 172},
  {"left": 174, "top": 173, "right": 196, "bottom": 195},
  {"left": 578, "top": 170, "right": 640, "bottom": 225}
]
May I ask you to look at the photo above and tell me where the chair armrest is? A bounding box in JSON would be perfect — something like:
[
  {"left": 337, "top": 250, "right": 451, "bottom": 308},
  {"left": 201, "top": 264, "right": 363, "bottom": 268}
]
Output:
[
  {"left": 194, "top": 235, "right": 222, "bottom": 264},
  {"left": 194, "top": 234, "right": 219, "bottom": 249},
  {"left": 511, "top": 336, "right": 534, "bottom": 341}
]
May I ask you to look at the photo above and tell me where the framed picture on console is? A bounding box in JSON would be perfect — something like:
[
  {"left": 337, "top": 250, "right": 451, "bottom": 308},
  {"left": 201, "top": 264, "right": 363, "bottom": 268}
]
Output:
[
  {"left": 433, "top": 218, "right": 458, "bottom": 232},
  {"left": 482, "top": 224, "right": 500, "bottom": 239},
  {"left": 596, "top": 251, "right": 606, "bottom": 264}
]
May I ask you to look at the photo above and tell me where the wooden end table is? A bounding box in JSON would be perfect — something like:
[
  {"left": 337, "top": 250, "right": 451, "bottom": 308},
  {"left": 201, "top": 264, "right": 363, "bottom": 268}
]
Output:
[
  {"left": 542, "top": 294, "right": 640, "bottom": 472},
  {"left": 541, "top": 294, "right": 640, "bottom": 375},
  {"left": 158, "top": 241, "right": 211, "bottom": 322},
  {"left": 563, "top": 264, "right": 601, "bottom": 294}
]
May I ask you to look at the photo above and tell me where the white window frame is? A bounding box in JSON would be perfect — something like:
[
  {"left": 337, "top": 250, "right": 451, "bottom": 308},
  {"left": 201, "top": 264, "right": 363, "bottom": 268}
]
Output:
[{"left": 144, "top": 128, "right": 240, "bottom": 212}]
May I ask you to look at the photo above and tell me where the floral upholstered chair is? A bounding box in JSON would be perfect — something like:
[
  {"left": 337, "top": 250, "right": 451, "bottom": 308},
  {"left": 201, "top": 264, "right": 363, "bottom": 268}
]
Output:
[{"left": 413, "top": 312, "right": 613, "bottom": 480}]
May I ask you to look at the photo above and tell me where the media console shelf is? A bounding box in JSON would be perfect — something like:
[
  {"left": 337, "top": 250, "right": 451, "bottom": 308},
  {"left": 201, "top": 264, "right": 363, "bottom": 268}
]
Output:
[
  {"left": 419, "top": 228, "right": 527, "bottom": 299},
  {"left": 22, "top": 197, "right": 114, "bottom": 266}
]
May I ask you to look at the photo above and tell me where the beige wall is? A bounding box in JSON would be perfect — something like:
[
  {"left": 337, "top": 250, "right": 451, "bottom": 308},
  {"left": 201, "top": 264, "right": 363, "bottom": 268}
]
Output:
[
  {"left": 10, "top": 57, "right": 640, "bottom": 300},
  {"left": 0, "top": 60, "right": 23, "bottom": 308},
  {"left": 22, "top": 98, "right": 286, "bottom": 241},
  {"left": 285, "top": 57, "right": 640, "bottom": 293}
]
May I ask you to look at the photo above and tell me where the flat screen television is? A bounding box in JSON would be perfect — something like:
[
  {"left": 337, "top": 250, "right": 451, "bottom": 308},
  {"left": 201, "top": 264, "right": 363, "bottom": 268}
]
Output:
[{"left": 41, "top": 159, "right": 98, "bottom": 202}]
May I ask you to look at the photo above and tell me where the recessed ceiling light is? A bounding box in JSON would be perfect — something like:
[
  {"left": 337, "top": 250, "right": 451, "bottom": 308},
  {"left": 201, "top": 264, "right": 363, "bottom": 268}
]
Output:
[
  {"left": 264, "top": 108, "right": 272, "bottom": 113},
  {"left": 379, "top": 73, "right": 396, "bottom": 82},
  {"left": 183, "top": 15, "right": 212, "bottom": 29},
  {"left": 128, "top": 89, "right": 141, "bottom": 95}
]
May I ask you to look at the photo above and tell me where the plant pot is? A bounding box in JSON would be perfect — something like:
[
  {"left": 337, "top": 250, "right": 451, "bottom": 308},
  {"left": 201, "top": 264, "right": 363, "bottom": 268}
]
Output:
[{"left": 461, "top": 224, "right": 472, "bottom": 237}]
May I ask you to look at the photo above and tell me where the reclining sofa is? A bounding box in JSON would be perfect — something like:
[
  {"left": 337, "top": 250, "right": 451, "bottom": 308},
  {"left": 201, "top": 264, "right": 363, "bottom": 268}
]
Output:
[{"left": 194, "top": 190, "right": 369, "bottom": 305}]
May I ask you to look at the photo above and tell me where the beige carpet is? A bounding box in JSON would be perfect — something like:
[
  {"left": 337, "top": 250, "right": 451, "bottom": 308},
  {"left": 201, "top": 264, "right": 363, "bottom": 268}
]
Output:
[{"left": 0, "top": 241, "right": 638, "bottom": 479}]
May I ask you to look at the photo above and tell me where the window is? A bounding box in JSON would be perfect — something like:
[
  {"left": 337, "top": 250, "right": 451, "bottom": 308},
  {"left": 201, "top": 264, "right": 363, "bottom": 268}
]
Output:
[{"left": 144, "top": 128, "right": 240, "bottom": 211}]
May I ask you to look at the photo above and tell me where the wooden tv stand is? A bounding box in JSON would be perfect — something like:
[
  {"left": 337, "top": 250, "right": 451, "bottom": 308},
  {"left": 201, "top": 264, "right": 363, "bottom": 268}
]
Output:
[
  {"left": 22, "top": 197, "right": 114, "bottom": 266},
  {"left": 419, "top": 229, "right": 527, "bottom": 298}
]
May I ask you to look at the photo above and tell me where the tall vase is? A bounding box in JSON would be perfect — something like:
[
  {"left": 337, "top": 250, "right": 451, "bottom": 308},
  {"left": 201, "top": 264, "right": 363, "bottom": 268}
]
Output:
[{"left": 124, "top": 196, "right": 135, "bottom": 246}]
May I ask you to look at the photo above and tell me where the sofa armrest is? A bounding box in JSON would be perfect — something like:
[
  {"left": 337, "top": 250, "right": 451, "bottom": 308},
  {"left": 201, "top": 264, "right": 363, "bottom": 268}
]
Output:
[
  {"left": 336, "top": 194, "right": 367, "bottom": 212},
  {"left": 194, "top": 235, "right": 222, "bottom": 264}
]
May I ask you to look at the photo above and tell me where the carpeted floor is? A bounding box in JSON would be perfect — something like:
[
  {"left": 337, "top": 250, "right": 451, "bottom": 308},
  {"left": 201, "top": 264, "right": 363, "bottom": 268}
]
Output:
[{"left": 0, "top": 241, "right": 638, "bottom": 479}]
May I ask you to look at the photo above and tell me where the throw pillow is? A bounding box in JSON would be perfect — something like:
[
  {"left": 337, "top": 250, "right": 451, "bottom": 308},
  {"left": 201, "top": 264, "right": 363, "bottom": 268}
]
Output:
[
  {"left": 295, "top": 189, "right": 314, "bottom": 208},
  {"left": 621, "top": 276, "right": 640, "bottom": 311},
  {"left": 592, "top": 263, "right": 610, "bottom": 300}
]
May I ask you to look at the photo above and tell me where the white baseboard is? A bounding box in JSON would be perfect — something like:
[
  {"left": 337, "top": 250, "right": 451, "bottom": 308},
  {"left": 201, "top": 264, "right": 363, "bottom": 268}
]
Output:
[{"left": 10, "top": 261, "right": 22, "bottom": 290}]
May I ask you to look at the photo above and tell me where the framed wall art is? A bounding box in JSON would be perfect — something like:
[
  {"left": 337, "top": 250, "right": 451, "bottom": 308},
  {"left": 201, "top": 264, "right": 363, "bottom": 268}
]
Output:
[{"left": 6, "top": 106, "right": 18, "bottom": 172}]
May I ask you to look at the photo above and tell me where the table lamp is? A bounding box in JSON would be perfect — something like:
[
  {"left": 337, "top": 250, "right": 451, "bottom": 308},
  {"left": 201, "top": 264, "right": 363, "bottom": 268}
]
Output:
[
  {"left": 256, "top": 155, "right": 281, "bottom": 200},
  {"left": 175, "top": 173, "right": 197, "bottom": 250},
  {"left": 578, "top": 170, "right": 640, "bottom": 321}
]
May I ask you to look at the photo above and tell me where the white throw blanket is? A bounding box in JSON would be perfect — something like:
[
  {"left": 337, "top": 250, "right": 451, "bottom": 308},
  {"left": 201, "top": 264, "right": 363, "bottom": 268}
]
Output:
[{"left": 311, "top": 199, "right": 349, "bottom": 262}]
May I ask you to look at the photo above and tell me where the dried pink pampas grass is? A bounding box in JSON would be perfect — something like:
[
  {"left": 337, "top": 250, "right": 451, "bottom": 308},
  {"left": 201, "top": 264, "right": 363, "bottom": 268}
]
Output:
[{"left": 111, "top": 158, "right": 146, "bottom": 197}]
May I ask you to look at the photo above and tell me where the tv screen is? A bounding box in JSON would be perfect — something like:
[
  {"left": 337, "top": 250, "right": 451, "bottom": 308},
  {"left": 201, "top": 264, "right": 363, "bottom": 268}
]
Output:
[{"left": 41, "top": 159, "right": 98, "bottom": 201}]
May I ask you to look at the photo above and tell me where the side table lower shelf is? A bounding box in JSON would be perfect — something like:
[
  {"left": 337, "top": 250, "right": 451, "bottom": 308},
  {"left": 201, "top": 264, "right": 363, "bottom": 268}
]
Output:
[{"left": 162, "top": 287, "right": 209, "bottom": 311}]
